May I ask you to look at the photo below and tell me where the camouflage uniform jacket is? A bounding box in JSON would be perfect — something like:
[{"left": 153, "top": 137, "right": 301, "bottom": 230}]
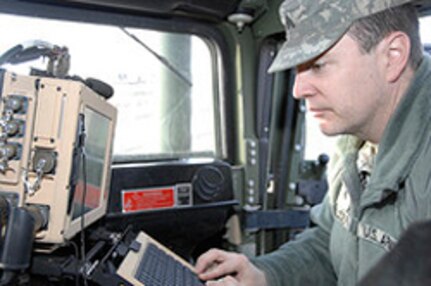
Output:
[{"left": 253, "top": 55, "right": 431, "bottom": 286}]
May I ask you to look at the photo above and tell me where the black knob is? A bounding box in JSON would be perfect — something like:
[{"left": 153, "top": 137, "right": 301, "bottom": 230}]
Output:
[{"left": 318, "top": 153, "right": 330, "bottom": 166}]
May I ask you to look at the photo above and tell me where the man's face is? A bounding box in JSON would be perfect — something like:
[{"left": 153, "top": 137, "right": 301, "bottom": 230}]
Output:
[{"left": 293, "top": 33, "right": 389, "bottom": 140}]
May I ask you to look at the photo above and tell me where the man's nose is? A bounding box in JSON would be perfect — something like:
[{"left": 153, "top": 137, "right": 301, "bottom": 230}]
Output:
[{"left": 293, "top": 71, "right": 315, "bottom": 99}]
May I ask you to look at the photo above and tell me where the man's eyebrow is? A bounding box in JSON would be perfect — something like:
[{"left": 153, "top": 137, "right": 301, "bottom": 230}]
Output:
[
  {"left": 296, "top": 60, "right": 315, "bottom": 72},
  {"left": 297, "top": 53, "right": 329, "bottom": 71}
]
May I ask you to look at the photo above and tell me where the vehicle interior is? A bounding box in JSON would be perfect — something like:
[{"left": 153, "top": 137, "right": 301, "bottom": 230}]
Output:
[{"left": 0, "top": 0, "right": 430, "bottom": 285}]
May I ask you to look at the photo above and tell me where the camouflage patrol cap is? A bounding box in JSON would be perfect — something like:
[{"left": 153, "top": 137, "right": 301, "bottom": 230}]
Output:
[{"left": 268, "top": 0, "right": 414, "bottom": 73}]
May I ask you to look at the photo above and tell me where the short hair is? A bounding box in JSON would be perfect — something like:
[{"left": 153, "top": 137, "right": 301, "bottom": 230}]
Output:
[{"left": 348, "top": 4, "right": 423, "bottom": 70}]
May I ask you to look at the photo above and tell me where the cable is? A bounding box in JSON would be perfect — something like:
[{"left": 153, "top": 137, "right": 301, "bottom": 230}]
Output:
[
  {"left": 77, "top": 114, "right": 88, "bottom": 286},
  {"left": 80, "top": 154, "right": 88, "bottom": 286},
  {"left": 67, "top": 241, "right": 80, "bottom": 286}
]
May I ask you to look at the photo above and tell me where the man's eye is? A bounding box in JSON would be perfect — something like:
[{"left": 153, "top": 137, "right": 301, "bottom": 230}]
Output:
[{"left": 312, "top": 62, "right": 326, "bottom": 71}]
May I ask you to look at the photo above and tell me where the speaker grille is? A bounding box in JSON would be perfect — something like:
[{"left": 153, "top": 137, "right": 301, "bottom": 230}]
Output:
[{"left": 193, "top": 166, "right": 225, "bottom": 202}]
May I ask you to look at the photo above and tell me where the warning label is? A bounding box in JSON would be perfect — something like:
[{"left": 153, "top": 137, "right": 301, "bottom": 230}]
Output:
[{"left": 122, "top": 187, "right": 175, "bottom": 213}]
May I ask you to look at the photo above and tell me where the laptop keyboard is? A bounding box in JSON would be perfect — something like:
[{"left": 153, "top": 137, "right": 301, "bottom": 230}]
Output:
[{"left": 134, "top": 243, "right": 203, "bottom": 286}]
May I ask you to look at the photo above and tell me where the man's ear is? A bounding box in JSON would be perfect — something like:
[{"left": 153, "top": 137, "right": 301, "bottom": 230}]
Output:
[{"left": 380, "top": 31, "right": 411, "bottom": 82}]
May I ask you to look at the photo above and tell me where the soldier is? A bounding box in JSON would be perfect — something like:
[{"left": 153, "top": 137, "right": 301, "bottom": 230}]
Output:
[{"left": 195, "top": 0, "right": 430, "bottom": 285}]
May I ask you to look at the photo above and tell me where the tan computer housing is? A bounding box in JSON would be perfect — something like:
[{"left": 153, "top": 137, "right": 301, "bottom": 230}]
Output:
[{"left": 0, "top": 70, "right": 117, "bottom": 250}]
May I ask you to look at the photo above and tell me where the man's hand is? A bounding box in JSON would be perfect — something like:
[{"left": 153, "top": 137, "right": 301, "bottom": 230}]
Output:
[{"left": 195, "top": 248, "right": 267, "bottom": 286}]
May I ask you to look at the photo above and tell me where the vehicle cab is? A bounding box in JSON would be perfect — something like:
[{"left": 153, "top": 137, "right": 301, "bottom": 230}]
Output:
[{"left": 0, "top": 0, "right": 430, "bottom": 284}]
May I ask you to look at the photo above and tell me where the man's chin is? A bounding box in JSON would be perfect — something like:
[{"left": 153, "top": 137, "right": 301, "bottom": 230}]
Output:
[{"left": 318, "top": 125, "right": 341, "bottom": 137}]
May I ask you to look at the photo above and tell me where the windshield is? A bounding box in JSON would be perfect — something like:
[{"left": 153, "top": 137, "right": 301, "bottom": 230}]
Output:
[{"left": 0, "top": 13, "right": 219, "bottom": 162}]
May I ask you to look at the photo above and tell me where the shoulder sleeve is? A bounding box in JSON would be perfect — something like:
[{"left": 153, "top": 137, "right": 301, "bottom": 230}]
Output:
[{"left": 251, "top": 195, "right": 337, "bottom": 286}]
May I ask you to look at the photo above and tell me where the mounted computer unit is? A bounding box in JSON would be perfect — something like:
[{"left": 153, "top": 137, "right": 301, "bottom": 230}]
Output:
[{"left": 0, "top": 69, "right": 117, "bottom": 254}]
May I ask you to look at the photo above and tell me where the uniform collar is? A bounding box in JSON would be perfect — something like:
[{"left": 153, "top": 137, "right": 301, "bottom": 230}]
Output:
[{"left": 360, "top": 56, "right": 431, "bottom": 208}]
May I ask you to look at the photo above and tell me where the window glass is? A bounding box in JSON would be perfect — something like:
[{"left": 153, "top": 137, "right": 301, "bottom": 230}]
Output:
[
  {"left": 0, "top": 13, "right": 217, "bottom": 161},
  {"left": 421, "top": 15, "right": 431, "bottom": 52},
  {"left": 303, "top": 111, "right": 339, "bottom": 161},
  {"left": 304, "top": 15, "right": 431, "bottom": 160}
]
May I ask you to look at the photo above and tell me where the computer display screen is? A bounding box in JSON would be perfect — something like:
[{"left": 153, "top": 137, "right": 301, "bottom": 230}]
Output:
[{"left": 71, "top": 107, "right": 112, "bottom": 220}]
